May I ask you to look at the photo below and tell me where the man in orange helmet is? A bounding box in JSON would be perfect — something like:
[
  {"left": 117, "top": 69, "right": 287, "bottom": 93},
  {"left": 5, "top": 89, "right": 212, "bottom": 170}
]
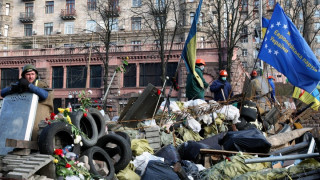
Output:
[
  {"left": 186, "top": 58, "right": 209, "bottom": 100},
  {"left": 210, "top": 70, "right": 233, "bottom": 101}
]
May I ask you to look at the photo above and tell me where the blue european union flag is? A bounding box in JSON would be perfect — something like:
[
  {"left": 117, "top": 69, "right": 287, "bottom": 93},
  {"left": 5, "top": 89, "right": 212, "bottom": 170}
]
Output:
[{"left": 258, "top": 3, "right": 320, "bottom": 95}]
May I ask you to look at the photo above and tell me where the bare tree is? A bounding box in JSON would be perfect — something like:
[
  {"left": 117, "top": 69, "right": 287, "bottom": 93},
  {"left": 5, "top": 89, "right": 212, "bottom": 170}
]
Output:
[
  {"left": 205, "top": 0, "right": 258, "bottom": 77},
  {"left": 282, "top": 0, "right": 320, "bottom": 47},
  {"left": 85, "top": 0, "right": 124, "bottom": 108},
  {"left": 131, "top": 0, "right": 180, "bottom": 86}
]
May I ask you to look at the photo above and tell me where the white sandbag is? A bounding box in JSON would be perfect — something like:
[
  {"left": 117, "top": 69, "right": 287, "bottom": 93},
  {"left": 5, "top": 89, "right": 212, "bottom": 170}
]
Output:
[
  {"left": 159, "top": 100, "right": 181, "bottom": 112},
  {"left": 183, "top": 99, "right": 207, "bottom": 109},
  {"left": 132, "top": 152, "right": 164, "bottom": 175},
  {"left": 187, "top": 117, "right": 201, "bottom": 132},
  {"left": 216, "top": 105, "right": 240, "bottom": 124},
  {"left": 198, "top": 114, "right": 212, "bottom": 125}
]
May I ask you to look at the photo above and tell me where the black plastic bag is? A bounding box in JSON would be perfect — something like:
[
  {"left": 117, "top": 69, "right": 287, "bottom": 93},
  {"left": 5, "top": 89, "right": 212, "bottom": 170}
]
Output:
[
  {"left": 178, "top": 141, "right": 211, "bottom": 162},
  {"left": 141, "top": 160, "right": 180, "bottom": 180},
  {"left": 154, "top": 144, "right": 181, "bottom": 166},
  {"left": 219, "top": 128, "right": 271, "bottom": 153}
]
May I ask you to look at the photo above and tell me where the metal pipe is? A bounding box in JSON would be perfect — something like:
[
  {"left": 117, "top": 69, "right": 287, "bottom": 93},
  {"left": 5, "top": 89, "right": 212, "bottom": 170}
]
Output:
[
  {"left": 102, "top": 70, "right": 117, "bottom": 102},
  {"left": 245, "top": 153, "right": 320, "bottom": 164},
  {"left": 270, "top": 141, "right": 309, "bottom": 155},
  {"left": 307, "top": 138, "right": 315, "bottom": 154}
]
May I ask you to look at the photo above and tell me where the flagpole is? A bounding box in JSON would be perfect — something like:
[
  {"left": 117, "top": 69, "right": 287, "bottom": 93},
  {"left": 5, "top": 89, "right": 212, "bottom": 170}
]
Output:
[{"left": 259, "top": 0, "right": 263, "bottom": 75}]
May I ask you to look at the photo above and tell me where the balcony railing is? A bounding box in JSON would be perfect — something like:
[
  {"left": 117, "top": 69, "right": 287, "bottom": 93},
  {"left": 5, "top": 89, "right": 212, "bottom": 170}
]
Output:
[
  {"left": 19, "top": 12, "right": 34, "bottom": 23},
  {"left": 60, "top": 9, "right": 76, "bottom": 20},
  {"left": 0, "top": 42, "right": 219, "bottom": 57}
]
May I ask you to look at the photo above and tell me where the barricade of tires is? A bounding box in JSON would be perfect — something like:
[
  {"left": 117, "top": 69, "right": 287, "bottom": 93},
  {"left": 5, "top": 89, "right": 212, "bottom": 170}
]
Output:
[{"left": 38, "top": 108, "right": 132, "bottom": 179}]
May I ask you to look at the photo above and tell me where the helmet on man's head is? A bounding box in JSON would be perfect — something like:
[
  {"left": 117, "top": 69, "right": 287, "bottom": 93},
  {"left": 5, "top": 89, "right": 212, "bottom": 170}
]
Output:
[
  {"left": 196, "top": 58, "right": 206, "bottom": 65},
  {"left": 219, "top": 70, "right": 228, "bottom": 76},
  {"left": 251, "top": 70, "right": 258, "bottom": 77},
  {"left": 268, "top": 75, "right": 275, "bottom": 80},
  {"left": 21, "top": 64, "right": 38, "bottom": 77}
]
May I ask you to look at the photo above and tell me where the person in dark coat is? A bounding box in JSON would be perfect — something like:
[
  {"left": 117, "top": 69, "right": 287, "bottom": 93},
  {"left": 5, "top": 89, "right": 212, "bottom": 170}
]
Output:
[
  {"left": 1, "top": 64, "right": 54, "bottom": 141},
  {"left": 186, "top": 58, "right": 209, "bottom": 100},
  {"left": 210, "top": 70, "right": 233, "bottom": 101}
]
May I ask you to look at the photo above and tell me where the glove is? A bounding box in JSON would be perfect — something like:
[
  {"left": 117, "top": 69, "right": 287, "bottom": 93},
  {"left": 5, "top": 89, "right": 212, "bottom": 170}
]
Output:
[
  {"left": 220, "top": 84, "right": 225, "bottom": 89},
  {"left": 11, "top": 83, "right": 20, "bottom": 93},
  {"left": 18, "top": 78, "right": 30, "bottom": 91}
]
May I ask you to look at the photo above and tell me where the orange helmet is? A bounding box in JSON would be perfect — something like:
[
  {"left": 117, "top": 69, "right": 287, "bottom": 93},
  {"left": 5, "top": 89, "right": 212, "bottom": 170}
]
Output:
[
  {"left": 196, "top": 58, "right": 206, "bottom": 65},
  {"left": 268, "top": 75, "right": 275, "bottom": 80},
  {"left": 251, "top": 70, "right": 258, "bottom": 77},
  {"left": 219, "top": 70, "right": 228, "bottom": 76}
]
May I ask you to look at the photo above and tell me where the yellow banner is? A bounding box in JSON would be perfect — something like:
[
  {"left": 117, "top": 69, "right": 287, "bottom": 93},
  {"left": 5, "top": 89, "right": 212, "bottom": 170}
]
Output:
[{"left": 292, "top": 87, "right": 320, "bottom": 111}]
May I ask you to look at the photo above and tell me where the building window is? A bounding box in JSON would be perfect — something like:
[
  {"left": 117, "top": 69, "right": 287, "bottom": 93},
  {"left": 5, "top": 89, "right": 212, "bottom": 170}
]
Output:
[
  {"left": 90, "top": 65, "right": 102, "bottom": 88},
  {"left": 140, "top": 63, "right": 162, "bottom": 86},
  {"left": 268, "top": 0, "right": 274, "bottom": 7},
  {"left": 316, "top": 48, "right": 320, "bottom": 56},
  {"left": 87, "top": 0, "right": 96, "bottom": 11},
  {"left": 198, "top": 13, "right": 203, "bottom": 26},
  {"left": 242, "top": 49, "right": 248, "bottom": 56},
  {"left": 123, "top": 64, "right": 137, "bottom": 87},
  {"left": 45, "top": 1, "right": 54, "bottom": 14},
  {"left": 316, "top": 0, "right": 320, "bottom": 5},
  {"left": 44, "top": 22, "right": 53, "bottom": 35},
  {"left": 315, "top": 23, "right": 320, "bottom": 30},
  {"left": 139, "top": 62, "right": 177, "bottom": 87},
  {"left": 315, "top": 10, "right": 320, "bottom": 18},
  {"left": 52, "top": 66, "right": 63, "bottom": 89},
  {"left": 24, "top": 24, "right": 32, "bottom": 36},
  {"left": 109, "top": 18, "right": 118, "bottom": 31},
  {"left": 241, "top": 36, "right": 248, "bottom": 43},
  {"left": 132, "top": 0, "right": 141, "bottom": 7},
  {"left": 132, "top": 17, "right": 141, "bottom": 31},
  {"left": 1, "top": 68, "right": 19, "bottom": 88},
  {"left": 155, "top": 16, "right": 165, "bottom": 29},
  {"left": 254, "top": 0, "right": 259, "bottom": 9},
  {"left": 5, "top": 3, "right": 10, "bottom": 15},
  {"left": 298, "top": 24, "right": 303, "bottom": 33},
  {"left": 155, "top": 0, "right": 165, "bottom": 10},
  {"left": 131, "top": 40, "right": 141, "bottom": 51},
  {"left": 64, "top": 22, "right": 74, "bottom": 34},
  {"left": 4, "top": 25, "right": 8, "bottom": 37},
  {"left": 316, "top": 35, "right": 320, "bottom": 43},
  {"left": 53, "top": 98, "right": 62, "bottom": 114},
  {"left": 67, "top": 66, "right": 87, "bottom": 88},
  {"left": 66, "top": 0, "right": 75, "bottom": 12},
  {"left": 86, "top": 20, "right": 96, "bottom": 33},
  {"left": 190, "top": 12, "right": 195, "bottom": 25},
  {"left": 25, "top": 3, "right": 34, "bottom": 14}
]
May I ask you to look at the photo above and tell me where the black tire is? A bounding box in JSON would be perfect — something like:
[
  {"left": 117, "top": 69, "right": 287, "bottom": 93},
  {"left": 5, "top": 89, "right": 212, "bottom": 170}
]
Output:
[
  {"left": 115, "top": 131, "right": 131, "bottom": 146},
  {"left": 38, "top": 122, "right": 80, "bottom": 155},
  {"left": 81, "top": 146, "right": 115, "bottom": 180},
  {"left": 70, "top": 111, "right": 98, "bottom": 147},
  {"left": 88, "top": 108, "right": 106, "bottom": 138},
  {"left": 96, "top": 134, "right": 132, "bottom": 172}
]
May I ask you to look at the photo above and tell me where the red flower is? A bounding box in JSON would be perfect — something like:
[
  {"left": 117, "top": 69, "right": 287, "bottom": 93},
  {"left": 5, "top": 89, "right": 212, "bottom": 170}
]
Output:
[
  {"left": 157, "top": 89, "right": 161, "bottom": 95},
  {"left": 83, "top": 113, "right": 87, "bottom": 117},
  {"left": 48, "top": 122, "right": 51, "bottom": 125},
  {"left": 45, "top": 118, "right": 49, "bottom": 121},
  {"left": 65, "top": 163, "right": 71, "bottom": 168},
  {"left": 94, "top": 100, "right": 98, "bottom": 103},
  {"left": 54, "top": 149, "right": 63, "bottom": 156},
  {"left": 225, "top": 157, "right": 231, "bottom": 161},
  {"left": 50, "top": 113, "right": 56, "bottom": 120}
]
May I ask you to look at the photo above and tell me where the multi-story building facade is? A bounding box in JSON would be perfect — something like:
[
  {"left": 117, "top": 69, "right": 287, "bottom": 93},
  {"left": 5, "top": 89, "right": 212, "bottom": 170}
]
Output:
[{"left": 0, "top": 0, "right": 250, "bottom": 116}]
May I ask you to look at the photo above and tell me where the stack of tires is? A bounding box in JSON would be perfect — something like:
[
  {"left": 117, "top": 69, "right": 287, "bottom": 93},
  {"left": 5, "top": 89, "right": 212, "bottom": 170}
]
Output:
[{"left": 38, "top": 108, "right": 132, "bottom": 180}]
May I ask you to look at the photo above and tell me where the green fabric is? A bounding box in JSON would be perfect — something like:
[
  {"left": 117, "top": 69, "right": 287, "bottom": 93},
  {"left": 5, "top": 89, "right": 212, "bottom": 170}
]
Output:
[
  {"left": 116, "top": 163, "right": 140, "bottom": 180},
  {"left": 131, "top": 139, "right": 154, "bottom": 156},
  {"left": 186, "top": 66, "right": 208, "bottom": 100},
  {"left": 199, "top": 154, "right": 271, "bottom": 180},
  {"left": 203, "top": 123, "right": 218, "bottom": 138},
  {"left": 160, "top": 131, "right": 183, "bottom": 146},
  {"left": 233, "top": 158, "right": 320, "bottom": 180},
  {"left": 178, "top": 127, "right": 203, "bottom": 141}
]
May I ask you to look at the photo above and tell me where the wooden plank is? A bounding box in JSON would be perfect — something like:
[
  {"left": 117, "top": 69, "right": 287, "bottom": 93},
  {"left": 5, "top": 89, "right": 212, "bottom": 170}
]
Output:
[
  {"left": 200, "top": 149, "right": 270, "bottom": 157},
  {"left": 6, "top": 139, "right": 38, "bottom": 150}
]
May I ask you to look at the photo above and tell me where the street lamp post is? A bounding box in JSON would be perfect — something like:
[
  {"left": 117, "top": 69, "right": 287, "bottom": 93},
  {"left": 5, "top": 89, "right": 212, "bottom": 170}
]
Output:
[{"left": 68, "top": 91, "right": 78, "bottom": 110}]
